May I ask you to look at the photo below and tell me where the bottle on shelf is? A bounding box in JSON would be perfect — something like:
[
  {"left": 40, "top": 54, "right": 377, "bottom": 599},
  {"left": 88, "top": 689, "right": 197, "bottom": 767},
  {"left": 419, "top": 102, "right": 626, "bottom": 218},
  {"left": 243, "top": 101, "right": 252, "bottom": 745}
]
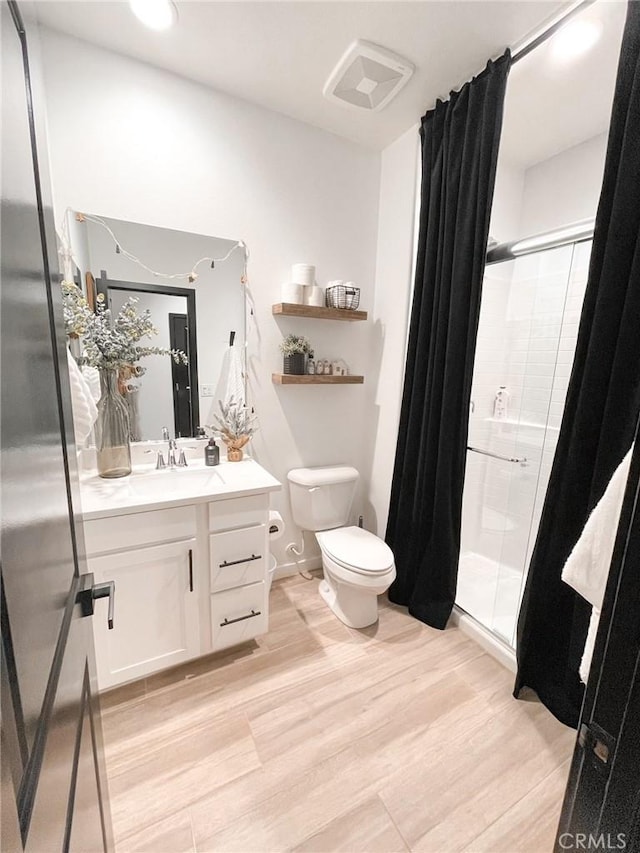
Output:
[{"left": 493, "top": 386, "right": 509, "bottom": 421}]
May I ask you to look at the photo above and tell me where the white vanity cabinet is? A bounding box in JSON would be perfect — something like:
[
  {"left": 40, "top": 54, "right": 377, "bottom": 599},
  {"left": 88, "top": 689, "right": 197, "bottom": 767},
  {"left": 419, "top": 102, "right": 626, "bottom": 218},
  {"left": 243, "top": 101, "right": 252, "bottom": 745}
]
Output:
[
  {"left": 80, "top": 465, "right": 280, "bottom": 691},
  {"left": 84, "top": 506, "right": 201, "bottom": 690}
]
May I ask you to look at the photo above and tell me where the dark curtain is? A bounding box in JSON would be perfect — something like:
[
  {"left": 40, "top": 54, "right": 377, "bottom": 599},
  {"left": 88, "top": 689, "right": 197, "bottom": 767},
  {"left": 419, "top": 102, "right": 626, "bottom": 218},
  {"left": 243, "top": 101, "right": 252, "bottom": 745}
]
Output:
[
  {"left": 515, "top": 1, "right": 640, "bottom": 728},
  {"left": 386, "top": 51, "right": 511, "bottom": 629}
]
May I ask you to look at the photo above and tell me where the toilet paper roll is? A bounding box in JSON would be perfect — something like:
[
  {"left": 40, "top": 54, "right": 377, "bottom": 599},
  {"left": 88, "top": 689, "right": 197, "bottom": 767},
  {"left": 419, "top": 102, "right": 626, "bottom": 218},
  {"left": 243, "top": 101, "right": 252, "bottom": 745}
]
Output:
[
  {"left": 282, "top": 282, "right": 304, "bottom": 304},
  {"left": 268, "top": 510, "right": 285, "bottom": 540},
  {"left": 291, "top": 264, "right": 316, "bottom": 287}
]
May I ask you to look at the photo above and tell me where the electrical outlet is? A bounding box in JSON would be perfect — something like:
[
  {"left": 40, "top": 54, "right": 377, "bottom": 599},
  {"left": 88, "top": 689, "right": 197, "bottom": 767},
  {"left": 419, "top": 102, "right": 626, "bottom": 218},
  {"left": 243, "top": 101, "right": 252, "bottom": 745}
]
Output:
[{"left": 201, "top": 384, "right": 215, "bottom": 397}]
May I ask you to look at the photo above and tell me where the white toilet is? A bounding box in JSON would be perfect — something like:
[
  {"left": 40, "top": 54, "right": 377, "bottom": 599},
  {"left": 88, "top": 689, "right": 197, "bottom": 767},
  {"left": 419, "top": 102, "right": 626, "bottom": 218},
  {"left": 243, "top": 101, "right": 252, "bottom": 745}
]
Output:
[{"left": 287, "top": 466, "right": 396, "bottom": 628}]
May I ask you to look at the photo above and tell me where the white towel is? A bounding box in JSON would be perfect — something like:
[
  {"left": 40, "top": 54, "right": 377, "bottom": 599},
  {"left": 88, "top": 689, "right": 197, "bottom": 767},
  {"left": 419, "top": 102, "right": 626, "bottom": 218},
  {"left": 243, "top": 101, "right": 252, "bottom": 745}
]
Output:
[
  {"left": 214, "top": 344, "right": 245, "bottom": 406},
  {"left": 561, "top": 445, "right": 633, "bottom": 682},
  {"left": 67, "top": 349, "right": 98, "bottom": 445}
]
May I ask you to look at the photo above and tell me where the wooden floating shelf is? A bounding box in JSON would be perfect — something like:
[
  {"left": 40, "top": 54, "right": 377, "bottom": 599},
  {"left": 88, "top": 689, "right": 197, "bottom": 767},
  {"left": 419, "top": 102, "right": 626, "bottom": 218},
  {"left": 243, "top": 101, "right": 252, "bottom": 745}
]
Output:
[
  {"left": 272, "top": 373, "right": 364, "bottom": 385},
  {"left": 272, "top": 303, "right": 368, "bottom": 322}
]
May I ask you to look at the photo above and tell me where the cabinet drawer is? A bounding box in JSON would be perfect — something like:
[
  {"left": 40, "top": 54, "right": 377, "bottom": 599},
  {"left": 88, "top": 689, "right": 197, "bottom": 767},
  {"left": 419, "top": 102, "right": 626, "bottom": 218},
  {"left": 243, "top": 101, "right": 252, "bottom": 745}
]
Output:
[
  {"left": 84, "top": 506, "right": 196, "bottom": 556},
  {"left": 208, "top": 494, "right": 268, "bottom": 532},
  {"left": 209, "top": 525, "right": 266, "bottom": 591},
  {"left": 211, "top": 582, "right": 267, "bottom": 651}
]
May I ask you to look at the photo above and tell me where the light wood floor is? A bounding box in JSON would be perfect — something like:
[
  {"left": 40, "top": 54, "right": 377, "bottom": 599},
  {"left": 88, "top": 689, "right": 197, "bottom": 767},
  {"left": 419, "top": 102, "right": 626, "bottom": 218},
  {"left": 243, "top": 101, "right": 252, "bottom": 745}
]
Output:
[{"left": 100, "top": 573, "right": 574, "bottom": 853}]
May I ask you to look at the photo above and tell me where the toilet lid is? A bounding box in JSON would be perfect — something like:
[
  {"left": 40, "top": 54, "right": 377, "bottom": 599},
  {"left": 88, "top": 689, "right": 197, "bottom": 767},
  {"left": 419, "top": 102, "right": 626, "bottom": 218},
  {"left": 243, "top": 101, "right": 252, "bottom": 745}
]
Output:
[{"left": 317, "top": 526, "right": 394, "bottom": 574}]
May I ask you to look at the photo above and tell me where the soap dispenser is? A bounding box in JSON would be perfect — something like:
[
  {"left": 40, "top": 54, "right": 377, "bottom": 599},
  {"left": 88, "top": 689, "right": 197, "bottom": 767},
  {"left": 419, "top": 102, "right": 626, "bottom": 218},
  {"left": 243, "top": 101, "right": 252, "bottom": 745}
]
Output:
[{"left": 205, "top": 438, "right": 220, "bottom": 466}]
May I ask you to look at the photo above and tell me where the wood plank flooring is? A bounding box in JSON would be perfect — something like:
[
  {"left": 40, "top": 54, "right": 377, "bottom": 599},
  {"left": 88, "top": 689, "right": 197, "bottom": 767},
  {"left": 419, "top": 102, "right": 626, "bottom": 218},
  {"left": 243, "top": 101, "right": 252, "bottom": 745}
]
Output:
[{"left": 100, "top": 573, "right": 574, "bottom": 853}]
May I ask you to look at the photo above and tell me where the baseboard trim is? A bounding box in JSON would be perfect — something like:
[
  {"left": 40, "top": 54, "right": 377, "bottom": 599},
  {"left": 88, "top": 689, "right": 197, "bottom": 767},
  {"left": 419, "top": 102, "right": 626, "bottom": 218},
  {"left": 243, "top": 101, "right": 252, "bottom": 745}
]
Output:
[{"left": 451, "top": 606, "right": 517, "bottom": 673}]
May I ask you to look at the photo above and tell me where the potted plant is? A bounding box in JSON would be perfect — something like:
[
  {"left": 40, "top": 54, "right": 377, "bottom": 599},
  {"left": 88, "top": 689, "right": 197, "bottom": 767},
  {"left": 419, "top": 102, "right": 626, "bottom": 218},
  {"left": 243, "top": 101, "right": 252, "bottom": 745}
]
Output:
[
  {"left": 211, "top": 398, "right": 258, "bottom": 462},
  {"left": 279, "top": 333, "right": 311, "bottom": 375},
  {"left": 61, "top": 281, "right": 187, "bottom": 478}
]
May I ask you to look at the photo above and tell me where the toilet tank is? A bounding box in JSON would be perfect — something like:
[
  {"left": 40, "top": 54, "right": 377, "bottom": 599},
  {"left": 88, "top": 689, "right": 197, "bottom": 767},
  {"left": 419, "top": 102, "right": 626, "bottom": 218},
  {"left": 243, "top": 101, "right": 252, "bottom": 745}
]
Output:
[{"left": 288, "top": 466, "right": 359, "bottom": 531}]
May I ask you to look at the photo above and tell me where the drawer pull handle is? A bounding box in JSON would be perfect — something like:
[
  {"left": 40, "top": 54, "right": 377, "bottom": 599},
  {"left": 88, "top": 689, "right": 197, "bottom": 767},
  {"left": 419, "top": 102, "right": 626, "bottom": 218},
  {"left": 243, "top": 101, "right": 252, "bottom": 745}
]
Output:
[
  {"left": 220, "top": 609, "right": 261, "bottom": 627},
  {"left": 219, "top": 553, "right": 261, "bottom": 568}
]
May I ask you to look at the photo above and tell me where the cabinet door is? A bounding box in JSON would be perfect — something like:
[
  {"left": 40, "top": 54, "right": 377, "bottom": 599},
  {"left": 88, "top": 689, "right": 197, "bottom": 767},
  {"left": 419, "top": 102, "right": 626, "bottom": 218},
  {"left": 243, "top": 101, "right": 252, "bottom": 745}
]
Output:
[{"left": 90, "top": 540, "right": 199, "bottom": 689}]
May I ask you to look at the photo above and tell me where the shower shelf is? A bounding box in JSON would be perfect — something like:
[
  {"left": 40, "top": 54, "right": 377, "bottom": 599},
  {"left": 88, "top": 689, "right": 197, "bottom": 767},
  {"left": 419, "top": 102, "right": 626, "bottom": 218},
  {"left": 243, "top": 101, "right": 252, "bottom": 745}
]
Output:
[{"left": 272, "top": 303, "right": 368, "bottom": 321}]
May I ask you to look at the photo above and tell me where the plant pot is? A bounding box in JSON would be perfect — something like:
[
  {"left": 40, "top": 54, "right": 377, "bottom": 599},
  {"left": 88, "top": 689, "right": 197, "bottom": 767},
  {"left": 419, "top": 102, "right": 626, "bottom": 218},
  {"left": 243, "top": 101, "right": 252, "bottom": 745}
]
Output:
[
  {"left": 96, "top": 368, "right": 132, "bottom": 478},
  {"left": 283, "top": 353, "right": 305, "bottom": 375},
  {"left": 222, "top": 434, "right": 250, "bottom": 462}
]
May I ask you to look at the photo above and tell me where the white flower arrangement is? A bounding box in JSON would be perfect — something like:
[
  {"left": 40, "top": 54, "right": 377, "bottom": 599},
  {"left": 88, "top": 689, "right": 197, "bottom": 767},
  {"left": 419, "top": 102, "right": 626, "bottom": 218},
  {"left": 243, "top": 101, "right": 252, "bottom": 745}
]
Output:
[
  {"left": 279, "top": 334, "right": 312, "bottom": 356},
  {"left": 61, "top": 280, "right": 187, "bottom": 374}
]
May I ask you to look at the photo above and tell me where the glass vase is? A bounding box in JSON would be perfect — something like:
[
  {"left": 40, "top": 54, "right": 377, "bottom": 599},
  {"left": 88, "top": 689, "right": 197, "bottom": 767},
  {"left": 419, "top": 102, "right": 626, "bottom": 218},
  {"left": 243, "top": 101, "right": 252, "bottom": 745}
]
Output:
[{"left": 96, "top": 368, "right": 132, "bottom": 478}]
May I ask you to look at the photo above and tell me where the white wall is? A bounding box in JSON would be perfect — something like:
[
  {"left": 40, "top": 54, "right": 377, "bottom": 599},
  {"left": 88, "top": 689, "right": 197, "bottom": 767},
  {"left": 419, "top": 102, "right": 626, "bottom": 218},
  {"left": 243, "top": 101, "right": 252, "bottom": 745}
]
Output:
[
  {"left": 488, "top": 158, "right": 524, "bottom": 244},
  {"left": 365, "top": 125, "right": 419, "bottom": 537},
  {"left": 519, "top": 133, "right": 608, "bottom": 237},
  {"left": 490, "top": 132, "right": 607, "bottom": 246},
  {"left": 40, "top": 28, "right": 381, "bottom": 575}
]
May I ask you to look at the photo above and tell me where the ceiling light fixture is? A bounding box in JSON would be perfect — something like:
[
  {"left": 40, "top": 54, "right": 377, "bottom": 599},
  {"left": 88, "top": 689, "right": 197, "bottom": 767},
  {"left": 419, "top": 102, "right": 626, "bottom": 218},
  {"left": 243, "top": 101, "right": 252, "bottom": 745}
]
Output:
[
  {"left": 129, "top": 0, "right": 178, "bottom": 31},
  {"left": 549, "top": 18, "right": 602, "bottom": 63}
]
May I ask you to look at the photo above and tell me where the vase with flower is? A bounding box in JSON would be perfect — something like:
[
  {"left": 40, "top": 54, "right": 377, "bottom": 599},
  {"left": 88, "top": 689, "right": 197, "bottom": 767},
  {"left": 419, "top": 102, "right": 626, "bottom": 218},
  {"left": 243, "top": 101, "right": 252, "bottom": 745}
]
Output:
[
  {"left": 61, "top": 281, "right": 187, "bottom": 478},
  {"left": 210, "top": 398, "right": 258, "bottom": 462}
]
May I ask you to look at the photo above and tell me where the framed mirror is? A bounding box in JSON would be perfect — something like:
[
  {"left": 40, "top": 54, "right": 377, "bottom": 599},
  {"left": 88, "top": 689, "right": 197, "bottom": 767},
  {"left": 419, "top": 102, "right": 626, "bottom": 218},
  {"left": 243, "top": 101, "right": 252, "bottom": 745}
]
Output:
[{"left": 69, "top": 212, "right": 247, "bottom": 441}]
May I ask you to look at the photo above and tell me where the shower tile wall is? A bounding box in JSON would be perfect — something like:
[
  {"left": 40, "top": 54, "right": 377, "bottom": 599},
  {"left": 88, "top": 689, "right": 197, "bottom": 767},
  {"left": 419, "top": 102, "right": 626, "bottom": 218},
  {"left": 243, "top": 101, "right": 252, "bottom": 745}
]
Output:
[{"left": 458, "top": 241, "right": 591, "bottom": 646}]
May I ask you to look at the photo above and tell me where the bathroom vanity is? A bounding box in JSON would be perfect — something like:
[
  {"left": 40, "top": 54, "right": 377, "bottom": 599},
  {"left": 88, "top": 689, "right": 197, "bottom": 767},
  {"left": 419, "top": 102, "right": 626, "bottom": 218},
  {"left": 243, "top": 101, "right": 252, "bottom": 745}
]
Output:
[{"left": 79, "top": 459, "right": 281, "bottom": 690}]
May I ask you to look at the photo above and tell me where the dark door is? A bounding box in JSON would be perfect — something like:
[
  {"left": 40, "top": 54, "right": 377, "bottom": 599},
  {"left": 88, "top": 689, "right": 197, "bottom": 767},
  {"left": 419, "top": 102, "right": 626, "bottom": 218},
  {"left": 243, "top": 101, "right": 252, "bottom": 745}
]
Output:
[
  {"left": 169, "top": 312, "right": 192, "bottom": 438},
  {"left": 1, "top": 3, "right": 113, "bottom": 850},
  {"left": 555, "top": 423, "right": 640, "bottom": 852}
]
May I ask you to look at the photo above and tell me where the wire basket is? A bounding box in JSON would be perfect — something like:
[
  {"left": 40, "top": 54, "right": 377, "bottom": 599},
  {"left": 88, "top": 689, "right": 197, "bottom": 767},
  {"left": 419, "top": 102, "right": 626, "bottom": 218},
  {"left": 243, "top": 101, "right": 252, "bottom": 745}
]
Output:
[{"left": 325, "top": 284, "right": 360, "bottom": 310}]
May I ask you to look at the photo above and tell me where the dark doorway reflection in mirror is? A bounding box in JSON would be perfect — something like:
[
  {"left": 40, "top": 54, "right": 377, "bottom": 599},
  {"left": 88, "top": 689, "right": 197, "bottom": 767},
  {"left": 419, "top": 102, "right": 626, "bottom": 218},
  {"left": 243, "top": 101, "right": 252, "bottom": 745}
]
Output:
[{"left": 98, "top": 274, "right": 199, "bottom": 439}]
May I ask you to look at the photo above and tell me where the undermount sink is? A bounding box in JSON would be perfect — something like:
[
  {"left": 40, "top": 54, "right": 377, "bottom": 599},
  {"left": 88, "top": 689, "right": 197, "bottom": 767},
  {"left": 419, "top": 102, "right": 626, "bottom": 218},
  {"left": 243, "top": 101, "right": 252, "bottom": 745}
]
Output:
[
  {"left": 83, "top": 465, "right": 225, "bottom": 500},
  {"left": 78, "top": 457, "right": 282, "bottom": 520}
]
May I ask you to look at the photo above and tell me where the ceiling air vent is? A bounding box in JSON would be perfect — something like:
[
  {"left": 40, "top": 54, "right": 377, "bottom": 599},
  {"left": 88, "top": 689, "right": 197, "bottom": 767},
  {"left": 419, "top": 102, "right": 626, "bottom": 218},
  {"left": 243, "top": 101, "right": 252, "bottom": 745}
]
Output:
[{"left": 323, "top": 40, "right": 415, "bottom": 112}]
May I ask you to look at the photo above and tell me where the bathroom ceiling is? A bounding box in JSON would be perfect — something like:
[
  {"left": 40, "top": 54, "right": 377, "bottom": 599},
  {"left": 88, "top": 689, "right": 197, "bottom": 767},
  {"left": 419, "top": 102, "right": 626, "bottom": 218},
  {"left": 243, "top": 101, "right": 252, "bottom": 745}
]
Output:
[
  {"left": 500, "top": 0, "right": 627, "bottom": 168},
  {"left": 35, "top": 1, "right": 625, "bottom": 159}
]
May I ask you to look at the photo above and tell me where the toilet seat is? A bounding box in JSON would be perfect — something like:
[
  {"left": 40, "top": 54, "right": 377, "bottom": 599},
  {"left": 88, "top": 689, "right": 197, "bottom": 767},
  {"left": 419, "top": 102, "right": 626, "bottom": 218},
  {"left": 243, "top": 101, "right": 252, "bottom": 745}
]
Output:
[{"left": 316, "top": 526, "right": 394, "bottom": 576}]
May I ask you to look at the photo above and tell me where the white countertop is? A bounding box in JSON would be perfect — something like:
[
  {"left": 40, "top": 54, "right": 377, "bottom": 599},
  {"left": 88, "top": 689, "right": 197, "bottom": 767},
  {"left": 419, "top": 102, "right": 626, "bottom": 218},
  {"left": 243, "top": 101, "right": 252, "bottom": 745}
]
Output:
[{"left": 79, "top": 458, "right": 281, "bottom": 520}]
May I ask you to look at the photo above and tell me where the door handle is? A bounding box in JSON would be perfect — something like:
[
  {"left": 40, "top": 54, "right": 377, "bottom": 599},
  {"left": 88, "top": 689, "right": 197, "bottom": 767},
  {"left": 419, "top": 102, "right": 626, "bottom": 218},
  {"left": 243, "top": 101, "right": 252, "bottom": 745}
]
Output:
[
  {"left": 76, "top": 573, "right": 115, "bottom": 629},
  {"left": 188, "top": 549, "right": 194, "bottom": 592}
]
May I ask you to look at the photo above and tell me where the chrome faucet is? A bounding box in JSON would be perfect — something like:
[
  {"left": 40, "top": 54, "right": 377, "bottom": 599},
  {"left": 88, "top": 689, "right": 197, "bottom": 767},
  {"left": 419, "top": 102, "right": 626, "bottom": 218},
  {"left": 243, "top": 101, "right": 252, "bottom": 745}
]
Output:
[{"left": 156, "top": 428, "right": 188, "bottom": 469}]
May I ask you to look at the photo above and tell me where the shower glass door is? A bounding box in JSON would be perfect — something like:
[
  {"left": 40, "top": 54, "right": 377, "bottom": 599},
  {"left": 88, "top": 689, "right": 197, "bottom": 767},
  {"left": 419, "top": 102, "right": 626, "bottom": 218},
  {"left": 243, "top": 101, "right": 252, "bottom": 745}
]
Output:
[{"left": 457, "top": 239, "right": 592, "bottom": 647}]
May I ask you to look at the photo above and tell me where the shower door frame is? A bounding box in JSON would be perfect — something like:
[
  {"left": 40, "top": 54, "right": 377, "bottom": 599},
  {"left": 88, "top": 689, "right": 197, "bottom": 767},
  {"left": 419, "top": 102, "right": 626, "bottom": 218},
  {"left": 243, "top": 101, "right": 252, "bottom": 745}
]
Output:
[{"left": 455, "top": 219, "right": 595, "bottom": 650}]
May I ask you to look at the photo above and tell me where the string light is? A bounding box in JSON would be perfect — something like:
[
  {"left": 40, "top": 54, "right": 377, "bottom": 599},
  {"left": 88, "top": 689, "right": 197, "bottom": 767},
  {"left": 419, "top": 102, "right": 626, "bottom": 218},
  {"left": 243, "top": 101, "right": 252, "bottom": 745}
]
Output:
[{"left": 69, "top": 211, "right": 249, "bottom": 285}]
